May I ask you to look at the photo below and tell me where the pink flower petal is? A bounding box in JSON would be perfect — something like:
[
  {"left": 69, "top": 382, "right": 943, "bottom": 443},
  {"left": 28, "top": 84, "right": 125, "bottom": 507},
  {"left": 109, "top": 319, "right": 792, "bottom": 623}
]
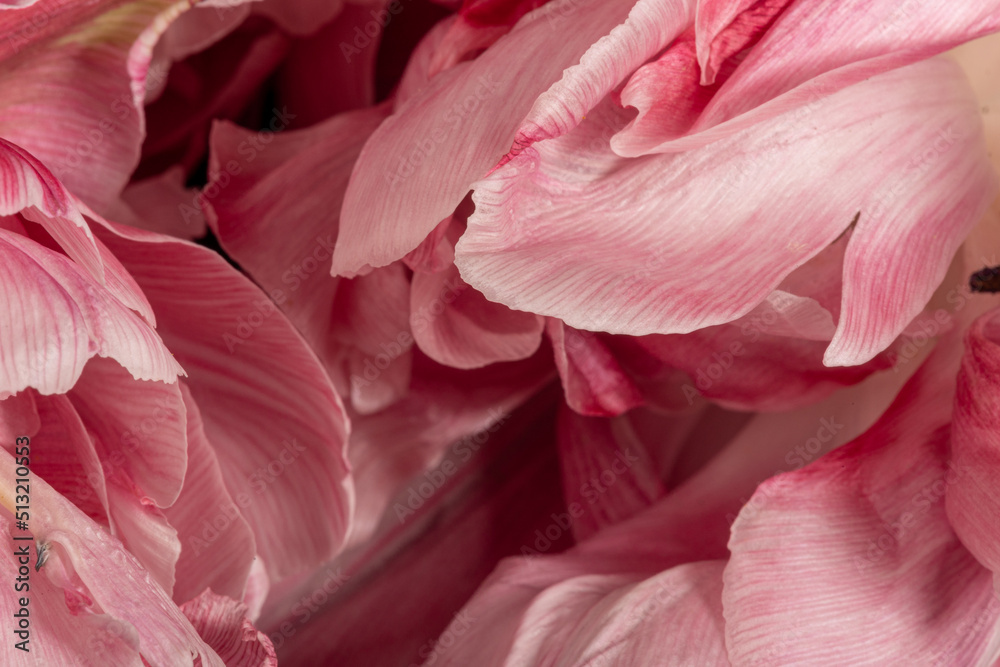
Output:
[
  {"left": 0, "top": 229, "right": 182, "bottom": 398},
  {"left": 947, "top": 307, "right": 1000, "bottom": 589},
  {"left": 557, "top": 405, "right": 664, "bottom": 541},
  {"left": 347, "top": 349, "right": 552, "bottom": 546},
  {"left": 412, "top": 259, "right": 544, "bottom": 369},
  {"left": 92, "top": 220, "right": 353, "bottom": 582},
  {"left": 166, "top": 382, "right": 257, "bottom": 605},
  {"left": 617, "top": 0, "right": 1000, "bottom": 155},
  {"left": 180, "top": 589, "right": 276, "bottom": 667},
  {"left": 0, "top": 0, "right": 193, "bottom": 212},
  {"left": 274, "top": 3, "right": 382, "bottom": 124},
  {"left": 67, "top": 356, "right": 187, "bottom": 509},
  {"left": 547, "top": 320, "right": 643, "bottom": 417},
  {"left": 724, "top": 338, "right": 1000, "bottom": 664},
  {"left": 110, "top": 167, "right": 207, "bottom": 240},
  {"left": 0, "top": 449, "right": 227, "bottom": 666},
  {"left": 456, "top": 59, "right": 996, "bottom": 366},
  {"left": 333, "top": 0, "right": 676, "bottom": 276}
]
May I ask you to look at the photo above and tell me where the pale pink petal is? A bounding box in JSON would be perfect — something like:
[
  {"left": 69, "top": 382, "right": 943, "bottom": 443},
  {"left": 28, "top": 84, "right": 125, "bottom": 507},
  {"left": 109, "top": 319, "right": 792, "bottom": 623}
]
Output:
[
  {"left": 166, "top": 383, "right": 256, "bottom": 605},
  {"left": 181, "top": 589, "right": 276, "bottom": 667},
  {"left": 0, "top": 229, "right": 182, "bottom": 398},
  {"left": 0, "top": 519, "right": 143, "bottom": 665},
  {"left": 92, "top": 220, "right": 353, "bottom": 582},
  {"left": 508, "top": 0, "right": 694, "bottom": 156},
  {"left": 546, "top": 562, "right": 730, "bottom": 666},
  {"left": 456, "top": 59, "right": 996, "bottom": 366},
  {"left": 411, "top": 261, "right": 544, "bottom": 369},
  {"left": 947, "top": 307, "right": 1000, "bottom": 589},
  {"left": 0, "top": 139, "right": 102, "bottom": 279},
  {"left": 333, "top": 0, "right": 674, "bottom": 276},
  {"left": 104, "top": 473, "right": 180, "bottom": 596},
  {"left": 430, "top": 562, "right": 730, "bottom": 666},
  {"left": 0, "top": 449, "right": 226, "bottom": 666},
  {"left": 547, "top": 320, "right": 643, "bottom": 417},
  {"left": 29, "top": 393, "right": 109, "bottom": 523},
  {"left": 724, "top": 338, "right": 1000, "bottom": 664},
  {"left": 617, "top": 0, "right": 1000, "bottom": 155},
  {"left": 40, "top": 375, "right": 184, "bottom": 597}
]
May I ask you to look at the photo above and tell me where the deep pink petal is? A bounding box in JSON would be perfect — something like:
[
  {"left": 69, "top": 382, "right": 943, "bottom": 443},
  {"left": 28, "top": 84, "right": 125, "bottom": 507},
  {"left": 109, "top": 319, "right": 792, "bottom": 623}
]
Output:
[
  {"left": 180, "top": 589, "right": 276, "bottom": 667},
  {"left": 0, "top": 391, "right": 38, "bottom": 443},
  {"left": 139, "top": 19, "right": 290, "bottom": 178},
  {"left": 694, "top": 0, "right": 791, "bottom": 86},
  {"left": 557, "top": 405, "right": 665, "bottom": 541},
  {"left": 547, "top": 320, "right": 643, "bottom": 417},
  {"left": 947, "top": 307, "right": 1000, "bottom": 588},
  {"left": 274, "top": 3, "right": 381, "bottom": 125},
  {"left": 205, "top": 106, "right": 403, "bottom": 412},
  {"left": 347, "top": 349, "right": 552, "bottom": 546},
  {"left": 110, "top": 167, "right": 207, "bottom": 239},
  {"left": 252, "top": 0, "right": 345, "bottom": 35}
]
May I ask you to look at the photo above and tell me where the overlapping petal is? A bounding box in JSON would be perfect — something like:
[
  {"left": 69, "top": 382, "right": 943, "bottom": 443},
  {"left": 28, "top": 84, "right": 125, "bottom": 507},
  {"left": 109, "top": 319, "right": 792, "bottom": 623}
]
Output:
[
  {"left": 456, "top": 59, "right": 996, "bottom": 366},
  {"left": 92, "top": 219, "right": 353, "bottom": 582}
]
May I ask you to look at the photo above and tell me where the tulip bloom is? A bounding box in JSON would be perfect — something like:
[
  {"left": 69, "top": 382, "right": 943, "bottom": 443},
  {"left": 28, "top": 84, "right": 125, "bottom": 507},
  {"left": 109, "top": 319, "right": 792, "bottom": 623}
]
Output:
[{"left": 3, "top": 0, "right": 1000, "bottom": 665}]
